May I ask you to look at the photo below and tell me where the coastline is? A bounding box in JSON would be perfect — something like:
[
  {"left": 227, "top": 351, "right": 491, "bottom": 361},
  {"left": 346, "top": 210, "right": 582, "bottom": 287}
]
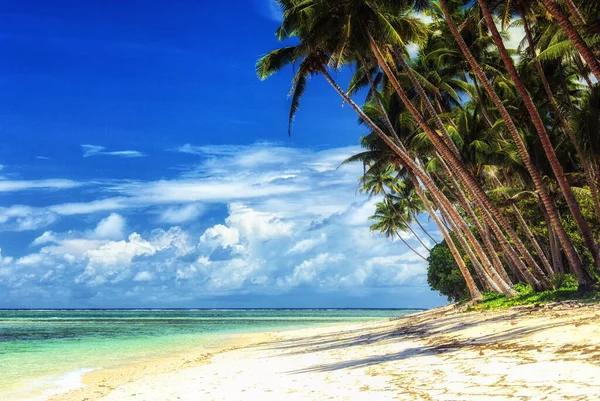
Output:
[
  {"left": 48, "top": 331, "right": 273, "bottom": 401},
  {"left": 48, "top": 319, "right": 376, "bottom": 401},
  {"left": 54, "top": 302, "right": 600, "bottom": 400}
]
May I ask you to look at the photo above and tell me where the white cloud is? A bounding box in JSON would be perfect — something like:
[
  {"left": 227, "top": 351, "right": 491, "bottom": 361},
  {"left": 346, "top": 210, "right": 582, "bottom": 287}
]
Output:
[
  {"left": 0, "top": 206, "right": 58, "bottom": 231},
  {"left": 86, "top": 233, "right": 157, "bottom": 267},
  {"left": 82, "top": 144, "right": 145, "bottom": 158},
  {"left": 49, "top": 198, "right": 129, "bottom": 216},
  {"left": 281, "top": 253, "right": 344, "bottom": 288},
  {"left": 226, "top": 203, "right": 293, "bottom": 241},
  {"left": 201, "top": 224, "right": 240, "bottom": 248},
  {"left": 16, "top": 253, "right": 46, "bottom": 266},
  {"left": 287, "top": 233, "right": 327, "bottom": 255},
  {"left": 159, "top": 203, "right": 204, "bottom": 224},
  {"left": 93, "top": 213, "right": 126, "bottom": 240},
  {"left": 151, "top": 227, "right": 194, "bottom": 256},
  {"left": 206, "top": 258, "right": 261, "bottom": 290},
  {"left": 196, "top": 256, "right": 211, "bottom": 266},
  {"left": 33, "top": 231, "right": 56, "bottom": 246},
  {"left": 0, "top": 179, "right": 81, "bottom": 192},
  {"left": 113, "top": 179, "right": 305, "bottom": 204},
  {"left": 133, "top": 271, "right": 153, "bottom": 282},
  {"left": 41, "top": 238, "right": 107, "bottom": 259}
]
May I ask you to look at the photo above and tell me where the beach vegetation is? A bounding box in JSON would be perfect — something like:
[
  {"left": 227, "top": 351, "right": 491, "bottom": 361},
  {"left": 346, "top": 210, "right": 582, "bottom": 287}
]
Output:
[{"left": 469, "top": 275, "right": 600, "bottom": 310}]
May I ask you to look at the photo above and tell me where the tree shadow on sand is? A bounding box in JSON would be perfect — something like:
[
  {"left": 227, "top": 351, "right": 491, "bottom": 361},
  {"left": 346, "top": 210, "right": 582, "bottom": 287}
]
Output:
[{"left": 258, "top": 309, "right": 576, "bottom": 374}]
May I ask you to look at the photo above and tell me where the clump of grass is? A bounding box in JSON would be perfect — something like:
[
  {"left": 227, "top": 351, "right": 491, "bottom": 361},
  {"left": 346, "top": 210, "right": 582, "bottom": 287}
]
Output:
[{"left": 468, "top": 275, "right": 600, "bottom": 311}]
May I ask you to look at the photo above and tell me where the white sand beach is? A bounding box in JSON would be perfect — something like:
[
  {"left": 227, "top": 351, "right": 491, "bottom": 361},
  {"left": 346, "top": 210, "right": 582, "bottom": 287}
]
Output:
[{"left": 54, "top": 302, "right": 600, "bottom": 401}]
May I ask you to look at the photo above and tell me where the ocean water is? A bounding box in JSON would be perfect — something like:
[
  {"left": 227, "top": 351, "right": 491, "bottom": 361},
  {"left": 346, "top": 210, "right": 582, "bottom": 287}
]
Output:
[{"left": 0, "top": 309, "right": 416, "bottom": 400}]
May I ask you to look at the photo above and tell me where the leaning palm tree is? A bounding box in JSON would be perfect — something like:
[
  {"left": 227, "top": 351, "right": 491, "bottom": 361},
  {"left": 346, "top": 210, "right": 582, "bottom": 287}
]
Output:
[
  {"left": 346, "top": 94, "right": 497, "bottom": 297},
  {"left": 476, "top": 0, "right": 600, "bottom": 283},
  {"left": 370, "top": 197, "right": 428, "bottom": 261},
  {"left": 258, "top": 0, "right": 520, "bottom": 296},
  {"left": 436, "top": 0, "right": 593, "bottom": 290},
  {"left": 540, "top": 0, "right": 600, "bottom": 81}
]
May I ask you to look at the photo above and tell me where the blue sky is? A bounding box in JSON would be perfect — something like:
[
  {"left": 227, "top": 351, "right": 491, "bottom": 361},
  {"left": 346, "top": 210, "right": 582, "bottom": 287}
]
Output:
[{"left": 0, "top": 0, "right": 445, "bottom": 309}]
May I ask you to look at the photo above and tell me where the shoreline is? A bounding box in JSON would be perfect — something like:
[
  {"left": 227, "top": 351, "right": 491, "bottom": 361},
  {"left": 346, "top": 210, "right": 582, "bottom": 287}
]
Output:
[
  {"left": 47, "top": 330, "right": 284, "bottom": 401},
  {"left": 49, "top": 319, "right": 391, "bottom": 401},
  {"left": 55, "top": 302, "right": 600, "bottom": 401}
]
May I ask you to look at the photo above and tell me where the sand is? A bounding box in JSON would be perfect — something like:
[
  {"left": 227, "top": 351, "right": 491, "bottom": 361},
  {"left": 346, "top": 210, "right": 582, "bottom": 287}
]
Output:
[{"left": 55, "top": 302, "right": 600, "bottom": 401}]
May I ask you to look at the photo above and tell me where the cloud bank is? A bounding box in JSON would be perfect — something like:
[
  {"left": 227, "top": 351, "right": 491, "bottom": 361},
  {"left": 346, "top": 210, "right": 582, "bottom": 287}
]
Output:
[{"left": 0, "top": 144, "right": 444, "bottom": 308}]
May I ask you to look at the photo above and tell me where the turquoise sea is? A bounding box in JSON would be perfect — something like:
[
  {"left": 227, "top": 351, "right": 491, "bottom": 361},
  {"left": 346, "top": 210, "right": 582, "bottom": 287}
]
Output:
[{"left": 0, "top": 309, "right": 417, "bottom": 400}]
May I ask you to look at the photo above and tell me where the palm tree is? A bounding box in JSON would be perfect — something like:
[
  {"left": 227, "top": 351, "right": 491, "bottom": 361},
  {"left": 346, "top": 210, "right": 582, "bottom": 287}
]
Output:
[
  {"left": 516, "top": 4, "right": 600, "bottom": 226},
  {"left": 351, "top": 88, "right": 512, "bottom": 295},
  {"left": 258, "top": 0, "right": 521, "bottom": 295},
  {"left": 541, "top": 0, "right": 600, "bottom": 81},
  {"left": 370, "top": 197, "right": 428, "bottom": 261}
]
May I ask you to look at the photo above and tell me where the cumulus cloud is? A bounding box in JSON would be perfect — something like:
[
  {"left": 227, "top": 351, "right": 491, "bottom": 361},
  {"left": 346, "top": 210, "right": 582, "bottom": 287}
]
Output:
[
  {"left": 280, "top": 253, "right": 344, "bottom": 288},
  {"left": 86, "top": 233, "right": 156, "bottom": 267},
  {"left": 226, "top": 203, "right": 293, "bottom": 241},
  {"left": 93, "top": 213, "right": 126, "bottom": 240},
  {"left": 201, "top": 224, "right": 240, "bottom": 248}
]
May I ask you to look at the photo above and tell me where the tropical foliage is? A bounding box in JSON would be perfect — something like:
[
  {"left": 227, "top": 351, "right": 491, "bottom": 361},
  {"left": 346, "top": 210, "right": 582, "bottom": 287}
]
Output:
[{"left": 258, "top": 0, "right": 600, "bottom": 301}]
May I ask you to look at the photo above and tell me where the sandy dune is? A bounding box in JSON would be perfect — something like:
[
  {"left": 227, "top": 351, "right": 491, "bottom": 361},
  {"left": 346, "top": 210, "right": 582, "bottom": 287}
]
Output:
[{"left": 57, "top": 302, "right": 600, "bottom": 401}]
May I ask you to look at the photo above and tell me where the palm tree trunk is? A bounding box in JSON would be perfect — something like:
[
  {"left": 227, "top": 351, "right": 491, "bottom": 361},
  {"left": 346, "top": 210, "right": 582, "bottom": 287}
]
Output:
[
  {"left": 407, "top": 170, "right": 483, "bottom": 300},
  {"left": 429, "top": 170, "right": 506, "bottom": 290},
  {"left": 319, "top": 67, "right": 517, "bottom": 297},
  {"left": 542, "top": 0, "right": 600, "bottom": 81},
  {"left": 394, "top": 231, "right": 427, "bottom": 261},
  {"left": 391, "top": 47, "right": 461, "bottom": 157},
  {"left": 425, "top": 170, "right": 503, "bottom": 293},
  {"left": 470, "top": 73, "right": 495, "bottom": 129},
  {"left": 437, "top": 199, "right": 503, "bottom": 293},
  {"left": 584, "top": 163, "right": 600, "bottom": 226},
  {"left": 437, "top": 159, "right": 513, "bottom": 285},
  {"left": 360, "top": 62, "right": 442, "bottom": 251},
  {"left": 564, "top": 0, "right": 586, "bottom": 25},
  {"left": 369, "top": 36, "right": 550, "bottom": 291},
  {"left": 574, "top": 56, "right": 595, "bottom": 88},
  {"left": 412, "top": 215, "right": 438, "bottom": 245},
  {"left": 358, "top": 56, "right": 397, "bottom": 137},
  {"left": 479, "top": 0, "right": 598, "bottom": 287},
  {"left": 521, "top": 9, "right": 600, "bottom": 228},
  {"left": 512, "top": 202, "right": 555, "bottom": 277},
  {"left": 488, "top": 174, "right": 555, "bottom": 277},
  {"left": 541, "top": 201, "right": 565, "bottom": 274},
  {"left": 404, "top": 222, "right": 431, "bottom": 252}
]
